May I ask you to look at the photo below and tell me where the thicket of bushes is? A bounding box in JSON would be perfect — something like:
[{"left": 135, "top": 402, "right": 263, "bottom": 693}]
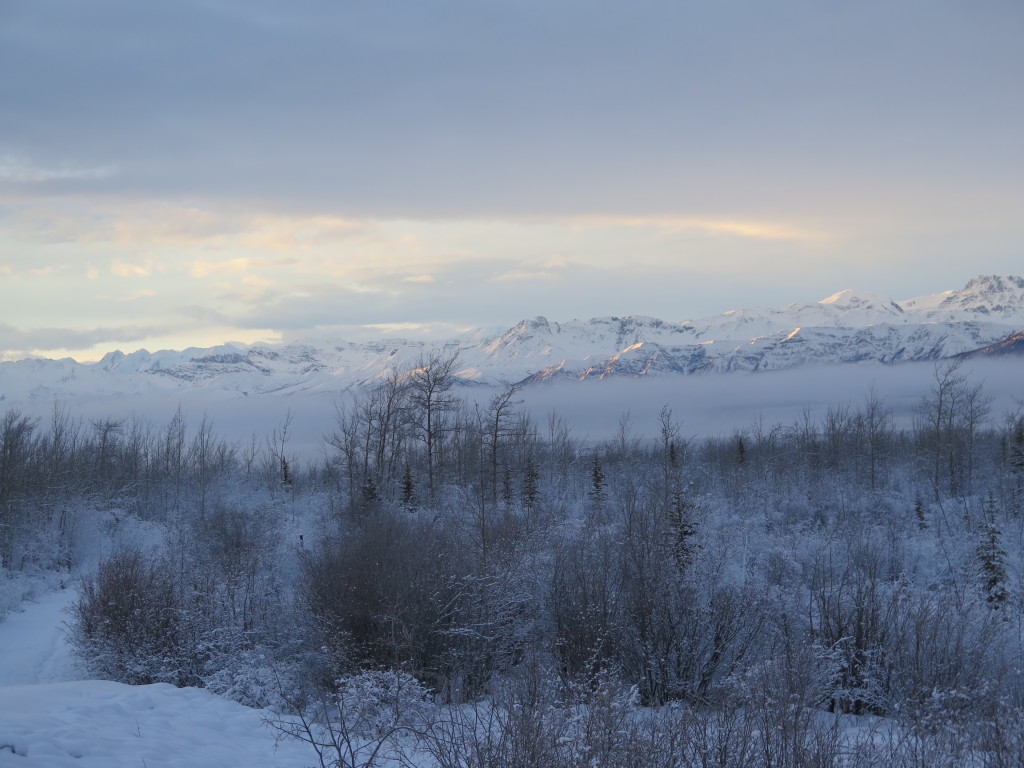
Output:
[{"left": 3, "top": 356, "right": 1024, "bottom": 765}]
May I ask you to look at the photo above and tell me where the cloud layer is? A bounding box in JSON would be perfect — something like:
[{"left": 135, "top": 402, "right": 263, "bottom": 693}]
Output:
[{"left": 1, "top": 1, "right": 1022, "bottom": 359}]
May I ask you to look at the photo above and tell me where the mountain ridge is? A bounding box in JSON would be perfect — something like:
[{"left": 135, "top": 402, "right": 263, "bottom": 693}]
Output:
[{"left": 2, "top": 274, "right": 1022, "bottom": 401}]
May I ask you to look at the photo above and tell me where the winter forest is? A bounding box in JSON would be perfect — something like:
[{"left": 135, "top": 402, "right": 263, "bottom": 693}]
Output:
[{"left": 2, "top": 354, "right": 1024, "bottom": 767}]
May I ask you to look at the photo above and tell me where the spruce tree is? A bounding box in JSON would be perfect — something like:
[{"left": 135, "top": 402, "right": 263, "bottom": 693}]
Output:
[
  {"left": 400, "top": 464, "right": 417, "bottom": 512},
  {"left": 914, "top": 494, "right": 928, "bottom": 530},
  {"left": 977, "top": 496, "right": 1009, "bottom": 607},
  {"left": 1010, "top": 418, "right": 1024, "bottom": 473},
  {"left": 589, "top": 454, "right": 606, "bottom": 508},
  {"left": 522, "top": 454, "right": 539, "bottom": 513}
]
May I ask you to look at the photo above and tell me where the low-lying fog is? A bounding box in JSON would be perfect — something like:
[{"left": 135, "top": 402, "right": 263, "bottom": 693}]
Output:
[{"left": 5, "top": 359, "right": 1021, "bottom": 460}]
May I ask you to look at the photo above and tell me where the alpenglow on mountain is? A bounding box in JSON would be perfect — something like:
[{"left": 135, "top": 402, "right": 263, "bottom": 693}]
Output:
[{"left": 3, "top": 275, "right": 1023, "bottom": 401}]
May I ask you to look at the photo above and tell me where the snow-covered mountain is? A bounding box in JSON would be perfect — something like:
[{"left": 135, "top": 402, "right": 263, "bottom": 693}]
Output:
[
  {"left": 2, "top": 275, "right": 1022, "bottom": 402},
  {"left": 900, "top": 274, "right": 1024, "bottom": 321}
]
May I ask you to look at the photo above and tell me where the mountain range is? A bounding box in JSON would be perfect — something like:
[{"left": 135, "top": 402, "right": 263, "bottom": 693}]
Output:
[{"left": 2, "top": 274, "right": 1022, "bottom": 403}]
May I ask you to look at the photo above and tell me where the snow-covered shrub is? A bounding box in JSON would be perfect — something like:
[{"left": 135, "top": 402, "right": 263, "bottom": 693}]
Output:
[
  {"left": 741, "top": 639, "right": 847, "bottom": 768},
  {"left": 267, "top": 669, "right": 430, "bottom": 768},
  {"left": 70, "top": 549, "right": 202, "bottom": 686},
  {"left": 298, "top": 510, "right": 535, "bottom": 700},
  {"left": 881, "top": 593, "right": 1011, "bottom": 722},
  {"left": 298, "top": 517, "right": 449, "bottom": 680},
  {"left": 201, "top": 642, "right": 309, "bottom": 710},
  {"left": 422, "top": 660, "right": 569, "bottom": 768},
  {"left": 551, "top": 502, "right": 769, "bottom": 705}
]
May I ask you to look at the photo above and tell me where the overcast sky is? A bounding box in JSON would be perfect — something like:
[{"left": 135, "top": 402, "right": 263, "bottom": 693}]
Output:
[{"left": 1, "top": 0, "right": 1022, "bottom": 361}]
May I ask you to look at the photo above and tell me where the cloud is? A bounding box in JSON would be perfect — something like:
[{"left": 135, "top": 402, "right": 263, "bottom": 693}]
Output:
[
  {"left": 173, "top": 305, "right": 233, "bottom": 325},
  {"left": 1, "top": 1, "right": 1019, "bottom": 223},
  {"left": 111, "top": 260, "right": 153, "bottom": 277},
  {"left": 568, "top": 216, "right": 827, "bottom": 242},
  {"left": 490, "top": 270, "right": 559, "bottom": 282},
  {"left": 0, "top": 156, "right": 117, "bottom": 183},
  {"left": 0, "top": 323, "right": 165, "bottom": 358},
  {"left": 227, "top": 283, "right": 402, "bottom": 331},
  {"left": 236, "top": 215, "right": 364, "bottom": 252},
  {"left": 296, "top": 321, "right": 479, "bottom": 343},
  {"left": 188, "top": 257, "right": 277, "bottom": 279},
  {"left": 120, "top": 290, "right": 157, "bottom": 302},
  {"left": 5, "top": 201, "right": 364, "bottom": 254}
]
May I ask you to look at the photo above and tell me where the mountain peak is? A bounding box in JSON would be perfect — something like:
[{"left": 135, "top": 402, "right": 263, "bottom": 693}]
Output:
[
  {"left": 818, "top": 289, "right": 903, "bottom": 313},
  {"left": 954, "top": 275, "right": 1024, "bottom": 307},
  {"left": 902, "top": 273, "right": 1024, "bottom": 318},
  {"left": 97, "top": 350, "right": 126, "bottom": 371},
  {"left": 962, "top": 274, "right": 1024, "bottom": 293}
]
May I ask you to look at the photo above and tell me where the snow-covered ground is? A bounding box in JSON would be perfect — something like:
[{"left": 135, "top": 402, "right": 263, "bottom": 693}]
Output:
[
  {"left": 0, "top": 590, "right": 312, "bottom": 767},
  {"left": 0, "top": 589, "right": 80, "bottom": 688}
]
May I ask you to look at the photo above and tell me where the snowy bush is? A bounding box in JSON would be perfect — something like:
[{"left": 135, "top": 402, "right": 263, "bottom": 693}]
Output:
[
  {"left": 267, "top": 670, "right": 430, "bottom": 768},
  {"left": 201, "top": 643, "right": 309, "bottom": 710},
  {"left": 70, "top": 549, "right": 202, "bottom": 686}
]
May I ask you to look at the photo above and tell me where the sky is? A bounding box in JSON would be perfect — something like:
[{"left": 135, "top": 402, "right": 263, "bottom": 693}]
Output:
[{"left": 1, "top": 0, "right": 1022, "bottom": 362}]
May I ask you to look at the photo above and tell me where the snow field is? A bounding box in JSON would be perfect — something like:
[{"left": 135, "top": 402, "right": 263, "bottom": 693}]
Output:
[
  {"left": 0, "top": 680, "right": 312, "bottom": 767},
  {"left": 0, "top": 589, "right": 80, "bottom": 687},
  {"left": 0, "top": 590, "right": 313, "bottom": 768}
]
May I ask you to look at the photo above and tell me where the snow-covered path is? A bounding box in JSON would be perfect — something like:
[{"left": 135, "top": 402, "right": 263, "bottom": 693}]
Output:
[
  {"left": 0, "top": 589, "right": 313, "bottom": 767},
  {"left": 0, "top": 588, "right": 81, "bottom": 687}
]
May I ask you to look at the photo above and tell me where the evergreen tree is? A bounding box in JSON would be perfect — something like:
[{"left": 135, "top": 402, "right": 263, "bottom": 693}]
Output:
[
  {"left": 666, "top": 464, "right": 697, "bottom": 572},
  {"left": 400, "top": 463, "right": 417, "bottom": 512},
  {"left": 521, "top": 453, "right": 539, "bottom": 513},
  {"left": 501, "top": 466, "right": 514, "bottom": 510},
  {"left": 1010, "top": 417, "right": 1024, "bottom": 473},
  {"left": 977, "top": 496, "right": 1009, "bottom": 607},
  {"left": 658, "top": 422, "right": 698, "bottom": 573},
  {"left": 914, "top": 494, "right": 928, "bottom": 530},
  {"left": 358, "top": 475, "right": 381, "bottom": 516},
  {"left": 588, "top": 454, "right": 606, "bottom": 508}
]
